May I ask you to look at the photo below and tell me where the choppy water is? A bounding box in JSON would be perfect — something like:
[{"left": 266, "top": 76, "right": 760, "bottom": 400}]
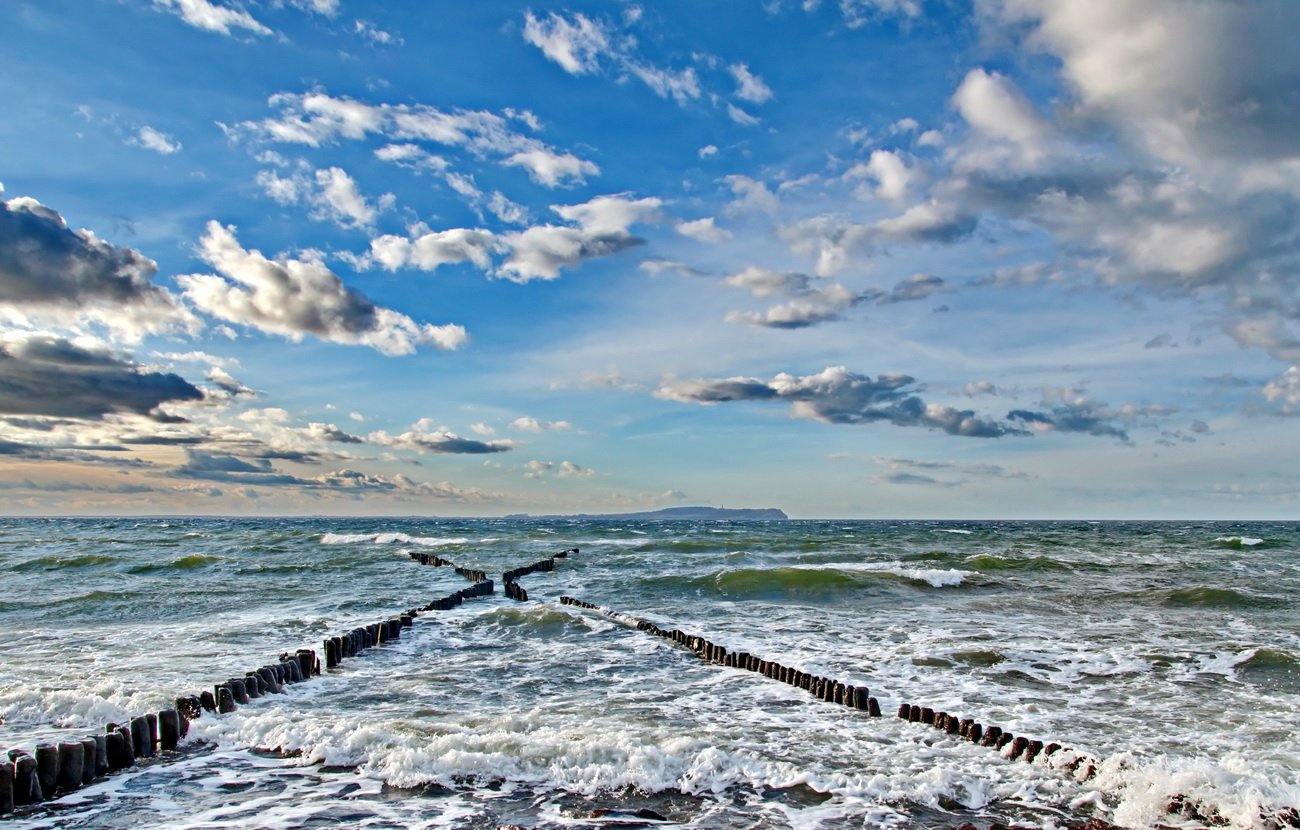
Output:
[{"left": 1, "top": 518, "right": 1297, "bottom": 830}]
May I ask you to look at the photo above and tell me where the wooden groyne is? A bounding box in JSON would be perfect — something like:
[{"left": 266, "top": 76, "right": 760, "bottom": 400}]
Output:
[
  {"left": 556, "top": 596, "right": 1115, "bottom": 783},
  {"left": 503, "top": 548, "right": 576, "bottom": 602},
  {"left": 0, "top": 579, "right": 496, "bottom": 816}
]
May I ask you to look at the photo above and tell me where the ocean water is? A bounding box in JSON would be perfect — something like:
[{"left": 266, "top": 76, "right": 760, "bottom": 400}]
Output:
[{"left": 1, "top": 518, "right": 1297, "bottom": 830}]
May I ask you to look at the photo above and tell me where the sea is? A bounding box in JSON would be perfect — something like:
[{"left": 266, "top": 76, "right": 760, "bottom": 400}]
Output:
[{"left": 0, "top": 517, "right": 1297, "bottom": 830}]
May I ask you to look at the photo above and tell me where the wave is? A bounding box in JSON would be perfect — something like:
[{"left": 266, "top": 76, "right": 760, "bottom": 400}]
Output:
[
  {"left": 963, "top": 554, "right": 1073, "bottom": 572},
  {"left": 10, "top": 553, "right": 120, "bottom": 571},
  {"left": 1213, "top": 536, "right": 1266, "bottom": 548},
  {"left": 1161, "top": 586, "right": 1272, "bottom": 608},
  {"left": 638, "top": 563, "right": 973, "bottom": 599},
  {"left": 320, "top": 532, "right": 469, "bottom": 547},
  {"left": 935, "top": 528, "right": 973, "bottom": 535},
  {"left": 128, "top": 553, "right": 224, "bottom": 573}
]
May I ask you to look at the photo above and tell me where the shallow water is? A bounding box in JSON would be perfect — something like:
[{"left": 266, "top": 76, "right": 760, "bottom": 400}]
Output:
[{"left": 1, "top": 518, "right": 1297, "bottom": 829}]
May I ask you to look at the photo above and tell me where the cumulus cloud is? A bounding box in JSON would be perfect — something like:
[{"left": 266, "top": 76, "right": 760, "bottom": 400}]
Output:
[
  {"left": 303, "top": 422, "right": 364, "bottom": 443},
  {"left": 1007, "top": 387, "right": 1133, "bottom": 441},
  {"left": 178, "top": 221, "right": 468, "bottom": 354},
  {"left": 676, "top": 217, "right": 732, "bottom": 243},
  {"left": 0, "top": 333, "right": 204, "bottom": 420},
  {"left": 364, "top": 227, "right": 497, "bottom": 272},
  {"left": 845, "top": 149, "right": 918, "bottom": 203},
  {"left": 151, "top": 0, "right": 271, "bottom": 36},
  {"left": 511, "top": 417, "right": 573, "bottom": 433},
  {"left": 503, "top": 149, "right": 600, "bottom": 187},
  {"left": 234, "top": 92, "right": 598, "bottom": 189},
  {"left": 723, "top": 175, "right": 780, "bottom": 214},
  {"left": 1261, "top": 366, "right": 1300, "bottom": 415},
  {"left": 257, "top": 166, "right": 394, "bottom": 229},
  {"left": 522, "top": 459, "right": 595, "bottom": 478},
  {"left": 952, "top": 68, "right": 1053, "bottom": 165},
  {"left": 963, "top": 381, "right": 997, "bottom": 397},
  {"left": 723, "top": 266, "right": 866, "bottom": 328},
  {"left": 368, "top": 425, "right": 514, "bottom": 454},
  {"left": 813, "top": 1, "right": 1300, "bottom": 379},
  {"left": 0, "top": 189, "right": 192, "bottom": 339},
  {"left": 656, "top": 365, "right": 1019, "bottom": 437},
  {"left": 497, "top": 194, "right": 661, "bottom": 282}
]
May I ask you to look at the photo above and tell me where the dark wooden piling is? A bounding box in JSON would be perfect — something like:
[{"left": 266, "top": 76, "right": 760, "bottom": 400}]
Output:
[
  {"left": 11, "top": 752, "right": 39, "bottom": 805},
  {"left": 79, "top": 738, "right": 96, "bottom": 784},
  {"left": 229, "top": 678, "right": 250, "bottom": 705},
  {"left": 981, "top": 726, "right": 1002, "bottom": 747},
  {"left": 56, "top": 741, "right": 83, "bottom": 793},
  {"left": 129, "top": 716, "right": 151, "bottom": 758},
  {"left": 1, "top": 759, "right": 14, "bottom": 815},
  {"left": 216, "top": 685, "right": 235, "bottom": 714},
  {"left": 159, "top": 709, "right": 181, "bottom": 751}
]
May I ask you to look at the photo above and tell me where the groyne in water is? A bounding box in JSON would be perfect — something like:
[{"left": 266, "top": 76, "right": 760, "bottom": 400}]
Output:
[
  {"left": 0, "top": 556, "right": 502, "bottom": 816},
  {"left": 2, "top": 543, "right": 1300, "bottom": 827}
]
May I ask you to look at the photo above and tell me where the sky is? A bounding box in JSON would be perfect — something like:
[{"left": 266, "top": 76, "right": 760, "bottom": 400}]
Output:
[{"left": 1, "top": 0, "right": 1299, "bottom": 519}]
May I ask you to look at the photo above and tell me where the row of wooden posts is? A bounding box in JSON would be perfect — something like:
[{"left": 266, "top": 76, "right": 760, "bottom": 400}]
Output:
[
  {"left": 554, "top": 597, "right": 1118, "bottom": 780},
  {"left": 0, "top": 558, "right": 514, "bottom": 818},
  {"left": 503, "top": 548, "right": 576, "bottom": 602}
]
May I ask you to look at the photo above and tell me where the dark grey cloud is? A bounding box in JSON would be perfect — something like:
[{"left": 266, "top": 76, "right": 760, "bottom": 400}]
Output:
[
  {"left": 368, "top": 428, "right": 514, "bottom": 454},
  {"left": 656, "top": 366, "right": 1020, "bottom": 438},
  {"left": 1007, "top": 393, "right": 1131, "bottom": 442},
  {"left": 0, "top": 191, "right": 188, "bottom": 337},
  {"left": 879, "top": 273, "right": 946, "bottom": 304},
  {"left": 0, "top": 478, "right": 160, "bottom": 494},
  {"left": 174, "top": 451, "right": 307, "bottom": 485},
  {"left": 0, "top": 194, "right": 166, "bottom": 307},
  {"left": 0, "top": 334, "right": 204, "bottom": 420}
]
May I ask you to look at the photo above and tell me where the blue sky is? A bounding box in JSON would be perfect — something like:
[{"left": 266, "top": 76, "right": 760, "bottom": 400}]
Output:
[{"left": 2, "top": 0, "right": 1299, "bottom": 518}]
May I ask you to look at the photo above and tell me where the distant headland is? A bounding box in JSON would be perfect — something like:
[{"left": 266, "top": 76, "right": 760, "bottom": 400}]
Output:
[{"left": 503, "top": 506, "right": 789, "bottom": 521}]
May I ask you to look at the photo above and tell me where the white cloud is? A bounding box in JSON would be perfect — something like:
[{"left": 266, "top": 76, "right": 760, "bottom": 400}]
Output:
[
  {"left": 1261, "top": 366, "right": 1300, "bottom": 414},
  {"left": 699, "top": 144, "right": 719, "bottom": 159},
  {"left": 179, "top": 221, "right": 468, "bottom": 355},
  {"left": 131, "top": 126, "right": 182, "bottom": 155},
  {"left": 729, "top": 64, "right": 774, "bottom": 104},
  {"left": 521, "top": 11, "right": 611, "bottom": 75},
  {"left": 503, "top": 149, "right": 600, "bottom": 187},
  {"left": 236, "top": 93, "right": 598, "bottom": 188},
  {"left": 676, "top": 217, "right": 732, "bottom": 243},
  {"left": 846, "top": 149, "right": 917, "bottom": 203},
  {"left": 374, "top": 143, "right": 447, "bottom": 171},
  {"left": 151, "top": 0, "right": 270, "bottom": 36},
  {"left": 511, "top": 417, "right": 573, "bottom": 433},
  {"left": 520, "top": 10, "right": 704, "bottom": 106},
  {"left": 256, "top": 166, "right": 394, "bottom": 230},
  {"left": 727, "top": 103, "right": 760, "bottom": 126},
  {"left": 723, "top": 175, "right": 779, "bottom": 214},
  {"left": 631, "top": 64, "right": 702, "bottom": 105},
  {"left": 354, "top": 20, "right": 400, "bottom": 46},
  {"left": 952, "top": 68, "right": 1052, "bottom": 165},
  {"left": 498, "top": 195, "right": 662, "bottom": 282},
  {"left": 365, "top": 227, "right": 497, "bottom": 272},
  {"left": 722, "top": 268, "right": 862, "bottom": 328}
]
